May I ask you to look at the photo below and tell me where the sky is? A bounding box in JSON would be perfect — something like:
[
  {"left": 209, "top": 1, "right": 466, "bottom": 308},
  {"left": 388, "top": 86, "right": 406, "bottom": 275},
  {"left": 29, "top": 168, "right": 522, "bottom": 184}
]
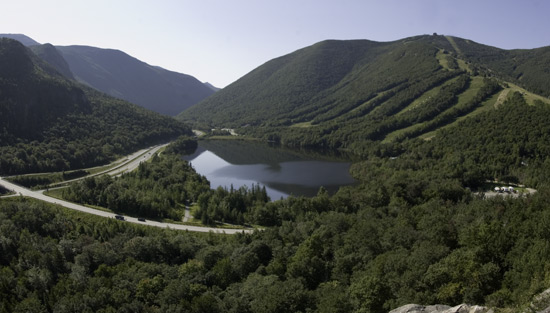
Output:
[{"left": 2, "top": 0, "right": 549, "bottom": 88}]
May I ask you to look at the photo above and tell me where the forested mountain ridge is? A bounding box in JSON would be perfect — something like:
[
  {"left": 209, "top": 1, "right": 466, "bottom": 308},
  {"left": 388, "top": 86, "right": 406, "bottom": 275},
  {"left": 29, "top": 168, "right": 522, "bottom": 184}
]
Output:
[
  {"left": 0, "top": 38, "right": 191, "bottom": 175},
  {"left": 0, "top": 33, "right": 39, "bottom": 46},
  {"left": 0, "top": 34, "right": 216, "bottom": 116},
  {"left": 446, "top": 36, "right": 550, "bottom": 97},
  {"left": 29, "top": 43, "right": 75, "bottom": 80},
  {"left": 179, "top": 34, "right": 550, "bottom": 151},
  {"left": 55, "top": 45, "right": 215, "bottom": 116},
  {"left": 0, "top": 38, "right": 87, "bottom": 140}
]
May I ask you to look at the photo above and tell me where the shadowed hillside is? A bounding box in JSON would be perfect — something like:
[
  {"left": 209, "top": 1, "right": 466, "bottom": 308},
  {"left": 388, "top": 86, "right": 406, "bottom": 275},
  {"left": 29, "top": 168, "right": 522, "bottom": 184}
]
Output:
[
  {"left": 1, "top": 34, "right": 216, "bottom": 116},
  {"left": 29, "top": 43, "right": 75, "bottom": 79},
  {"left": 0, "top": 33, "right": 39, "bottom": 46},
  {"left": 57, "top": 45, "right": 215, "bottom": 115},
  {"left": 0, "top": 38, "right": 191, "bottom": 174}
]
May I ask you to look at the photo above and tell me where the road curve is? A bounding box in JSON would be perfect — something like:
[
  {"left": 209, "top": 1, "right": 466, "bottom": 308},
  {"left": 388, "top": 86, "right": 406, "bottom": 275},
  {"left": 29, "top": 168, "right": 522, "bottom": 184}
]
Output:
[
  {"left": 0, "top": 177, "right": 252, "bottom": 234},
  {"left": 47, "top": 143, "right": 169, "bottom": 187},
  {"left": 107, "top": 143, "right": 168, "bottom": 177}
]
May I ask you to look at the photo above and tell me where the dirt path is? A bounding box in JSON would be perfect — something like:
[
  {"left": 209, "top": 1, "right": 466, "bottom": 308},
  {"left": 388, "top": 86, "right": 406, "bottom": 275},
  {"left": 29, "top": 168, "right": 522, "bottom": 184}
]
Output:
[{"left": 183, "top": 205, "right": 193, "bottom": 222}]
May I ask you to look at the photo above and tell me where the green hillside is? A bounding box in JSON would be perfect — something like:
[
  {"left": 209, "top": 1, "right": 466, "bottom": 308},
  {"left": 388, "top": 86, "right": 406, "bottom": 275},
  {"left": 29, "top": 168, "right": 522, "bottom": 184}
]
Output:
[
  {"left": 5, "top": 96, "right": 550, "bottom": 311},
  {"left": 448, "top": 36, "right": 550, "bottom": 97},
  {"left": 5, "top": 34, "right": 550, "bottom": 313},
  {"left": 179, "top": 35, "right": 550, "bottom": 152},
  {"left": 0, "top": 38, "right": 191, "bottom": 175},
  {"left": 180, "top": 36, "right": 441, "bottom": 127}
]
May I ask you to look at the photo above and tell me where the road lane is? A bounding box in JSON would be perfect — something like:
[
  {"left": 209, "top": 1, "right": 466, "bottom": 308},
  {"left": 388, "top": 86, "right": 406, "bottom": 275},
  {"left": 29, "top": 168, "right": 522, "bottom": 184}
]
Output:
[
  {"left": 107, "top": 143, "right": 169, "bottom": 176},
  {"left": 0, "top": 175, "right": 253, "bottom": 235},
  {"left": 0, "top": 142, "right": 255, "bottom": 234},
  {"left": 46, "top": 143, "right": 168, "bottom": 188}
]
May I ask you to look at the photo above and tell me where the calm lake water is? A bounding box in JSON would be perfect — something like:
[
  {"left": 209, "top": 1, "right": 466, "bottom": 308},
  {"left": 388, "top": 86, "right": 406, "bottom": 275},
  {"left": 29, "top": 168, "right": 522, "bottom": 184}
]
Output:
[{"left": 182, "top": 140, "right": 356, "bottom": 200}]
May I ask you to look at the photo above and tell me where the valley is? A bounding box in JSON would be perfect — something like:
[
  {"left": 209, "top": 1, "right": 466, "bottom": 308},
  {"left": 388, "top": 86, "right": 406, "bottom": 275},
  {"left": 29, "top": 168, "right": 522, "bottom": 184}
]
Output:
[{"left": 3, "top": 33, "right": 550, "bottom": 312}]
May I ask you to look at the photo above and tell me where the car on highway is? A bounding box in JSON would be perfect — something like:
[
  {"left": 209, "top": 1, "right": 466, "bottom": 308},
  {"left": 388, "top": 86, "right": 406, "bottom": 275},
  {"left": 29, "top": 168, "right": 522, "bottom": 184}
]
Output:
[
  {"left": 115, "top": 215, "right": 125, "bottom": 221},
  {"left": 138, "top": 218, "right": 146, "bottom": 222}
]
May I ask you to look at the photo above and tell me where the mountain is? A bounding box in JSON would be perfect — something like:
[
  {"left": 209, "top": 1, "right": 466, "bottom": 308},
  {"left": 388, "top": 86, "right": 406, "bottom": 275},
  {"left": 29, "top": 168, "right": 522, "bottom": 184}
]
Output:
[
  {"left": 204, "top": 82, "right": 221, "bottom": 92},
  {"left": 55, "top": 45, "right": 215, "bottom": 115},
  {"left": 444, "top": 36, "right": 550, "bottom": 97},
  {"left": 179, "top": 34, "right": 550, "bottom": 151},
  {"left": 0, "top": 38, "right": 85, "bottom": 139},
  {"left": 0, "top": 34, "right": 216, "bottom": 116},
  {"left": 0, "top": 33, "right": 39, "bottom": 46},
  {"left": 29, "top": 43, "right": 75, "bottom": 79},
  {"left": 0, "top": 38, "right": 191, "bottom": 175}
]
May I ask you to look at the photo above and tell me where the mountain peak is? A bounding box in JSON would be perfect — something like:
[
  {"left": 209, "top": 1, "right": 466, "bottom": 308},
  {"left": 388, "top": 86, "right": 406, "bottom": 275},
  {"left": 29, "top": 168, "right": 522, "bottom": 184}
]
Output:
[
  {"left": 179, "top": 35, "right": 550, "bottom": 151},
  {"left": 0, "top": 33, "right": 40, "bottom": 46}
]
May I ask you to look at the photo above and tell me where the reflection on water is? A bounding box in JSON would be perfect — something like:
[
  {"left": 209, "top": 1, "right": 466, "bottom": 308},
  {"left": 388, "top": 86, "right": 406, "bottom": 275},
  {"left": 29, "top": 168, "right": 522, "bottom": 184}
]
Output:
[{"left": 182, "top": 140, "right": 356, "bottom": 200}]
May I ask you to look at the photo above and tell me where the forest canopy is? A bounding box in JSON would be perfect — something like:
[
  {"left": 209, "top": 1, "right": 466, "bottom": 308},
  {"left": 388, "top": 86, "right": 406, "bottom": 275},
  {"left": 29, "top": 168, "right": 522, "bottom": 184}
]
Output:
[{"left": 3, "top": 35, "right": 550, "bottom": 312}]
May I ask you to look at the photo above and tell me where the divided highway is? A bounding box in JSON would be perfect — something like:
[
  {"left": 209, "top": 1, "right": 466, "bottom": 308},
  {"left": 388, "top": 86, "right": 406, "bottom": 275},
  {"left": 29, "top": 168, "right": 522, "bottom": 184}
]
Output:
[{"left": 0, "top": 144, "right": 253, "bottom": 235}]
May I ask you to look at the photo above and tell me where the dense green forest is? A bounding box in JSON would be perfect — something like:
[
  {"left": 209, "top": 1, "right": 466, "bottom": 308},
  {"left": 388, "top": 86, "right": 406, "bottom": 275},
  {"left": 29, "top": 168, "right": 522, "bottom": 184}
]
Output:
[
  {"left": 0, "top": 38, "right": 191, "bottom": 175},
  {"left": 61, "top": 138, "right": 271, "bottom": 225},
  {"left": 180, "top": 36, "right": 445, "bottom": 127},
  {"left": 179, "top": 35, "right": 550, "bottom": 156},
  {"left": 62, "top": 153, "right": 210, "bottom": 220},
  {"left": 77, "top": 92, "right": 550, "bottom": 228},
  {"left": 2, "top": 93, "right": 546, "bottom": 312},
  {"left": 348, "top": 92, "right": 550, "bottom": 190},
  {"left": 2, "top": 177, "right": 550, "bottom": 312},
  {"left": 449, "top": 36, "right": 550, "bottom": 97},
  {"left": 3, "top": 33, "right": 550, "bottom": 312}
]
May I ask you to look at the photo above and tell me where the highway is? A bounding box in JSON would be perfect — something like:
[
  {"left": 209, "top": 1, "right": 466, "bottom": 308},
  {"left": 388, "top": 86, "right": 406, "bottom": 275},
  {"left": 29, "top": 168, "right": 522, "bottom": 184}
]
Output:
[
  {"left": 107, "top": 143, "right": 167, "bottom": 176},
  {"left": 48, "top": 143, "right": 168, "bottom": 187},
  {"left": 0, "top": 144, "right": 253, "bottom": 235}
]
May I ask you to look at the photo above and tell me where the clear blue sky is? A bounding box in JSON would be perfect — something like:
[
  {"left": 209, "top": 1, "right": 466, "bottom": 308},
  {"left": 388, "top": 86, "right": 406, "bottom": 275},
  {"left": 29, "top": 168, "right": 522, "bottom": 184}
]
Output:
[{"left": 2, "top": 0, "right": 549, "bottom": 87}]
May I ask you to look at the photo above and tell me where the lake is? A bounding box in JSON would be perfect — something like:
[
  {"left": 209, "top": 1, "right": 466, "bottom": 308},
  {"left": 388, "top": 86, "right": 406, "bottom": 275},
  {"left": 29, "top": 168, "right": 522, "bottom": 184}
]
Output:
[{"left": 182, "top": 140, "right": 356, "bottom": 200}]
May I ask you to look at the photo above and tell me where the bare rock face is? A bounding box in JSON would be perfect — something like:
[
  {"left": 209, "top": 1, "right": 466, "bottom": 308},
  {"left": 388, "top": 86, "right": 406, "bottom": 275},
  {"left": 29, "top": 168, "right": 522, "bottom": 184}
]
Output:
[
  {"left": 528, "top": 288, "right": 550, "bottom": 313},
  {"left": 390, "top": 288, "right": 550, "bottom": 313},
  {"left": 389, "top": 304, "right": 430, "bottom": 313},
  {"left": 389, "top": 304, "right": 492, "bottom": 313}
]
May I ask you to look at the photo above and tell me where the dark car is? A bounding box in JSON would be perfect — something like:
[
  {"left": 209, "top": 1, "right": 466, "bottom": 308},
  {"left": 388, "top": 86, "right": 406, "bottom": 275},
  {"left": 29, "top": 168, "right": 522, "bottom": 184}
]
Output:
[
  {"left": 115, "top": 215, "right": 125, "bottom": 221},
  {"left": 138, "top": 218, "right": 146, "bottom": 222}
]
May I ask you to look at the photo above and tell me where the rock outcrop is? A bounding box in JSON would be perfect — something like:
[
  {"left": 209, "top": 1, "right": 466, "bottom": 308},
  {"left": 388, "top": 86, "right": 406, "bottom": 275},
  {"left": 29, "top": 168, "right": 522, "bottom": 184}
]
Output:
[
  {"left": 528, "top": 288, "right": 550, "bottom": 313},
  {"left": 389, "top": 288, "right": 550, "bottom": 313},
  {"left": 389, "top": 304, "right": 492, "bottom": 313}
]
